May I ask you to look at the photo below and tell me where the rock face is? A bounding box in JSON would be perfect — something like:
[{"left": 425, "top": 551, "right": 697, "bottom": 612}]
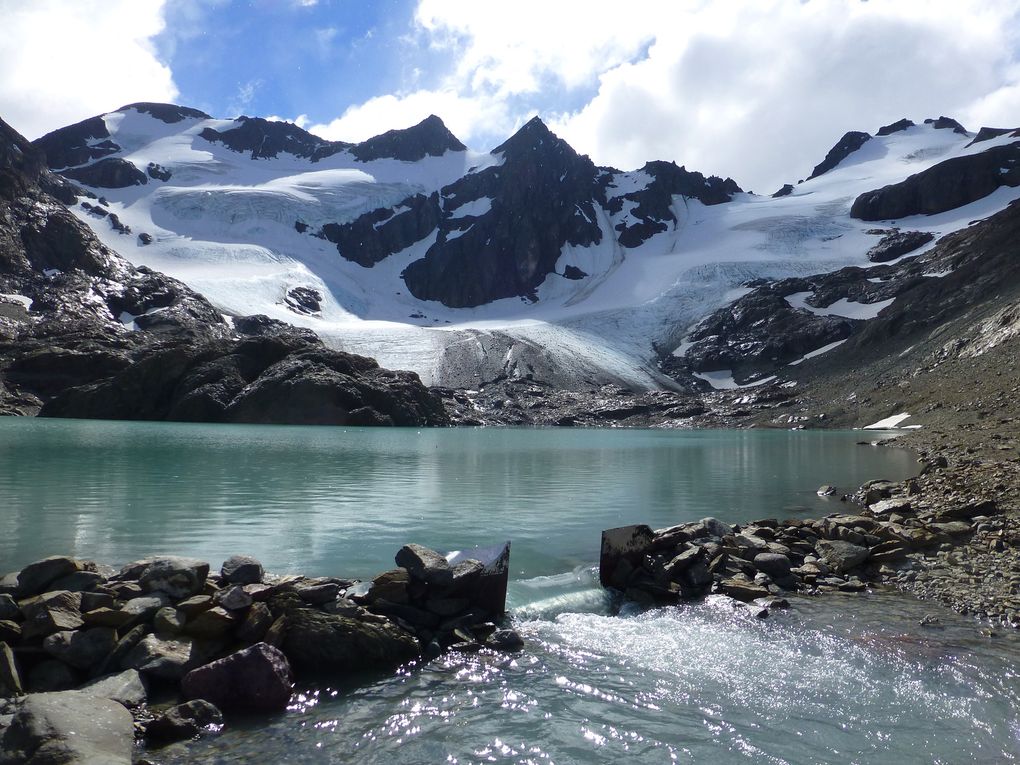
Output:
[
  {"left": 866, "top": 230, "right": 934, "bottom": 262},
  {"left": 351, "top": 114, "right": 466, "bottom": 162},
  {"left": 401, "top": 117, "right": 605, "bottom": 307},
  {"left": 850, "top": 142, "right": 1020, "bottom": 220},
  {"left": 61, "top": 157, "right": 147, "bottom": 188},
  {"left": 318, "top": 192, "right": 442, "bottom": 268},
  {"left": 0, "top": 691, "right": 134, "bottom": 765},
  {"left": 199, "top": 116, "right": 351, "bottom": 161},
  {"left": 876, "top": 118, "right": 914, "bottom": 136},
  {"left": 808, "top": 130, "right": 871, "bottom": 179}
]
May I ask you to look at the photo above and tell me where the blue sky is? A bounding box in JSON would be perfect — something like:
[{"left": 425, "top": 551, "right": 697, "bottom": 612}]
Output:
[{"left": 2, "top": 0, "right": 1019, "bottom": 192}]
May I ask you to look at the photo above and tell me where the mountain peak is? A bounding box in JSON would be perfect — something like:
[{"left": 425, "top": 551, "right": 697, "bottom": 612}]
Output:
[
  {"left": 807, "top": 130, "right": 872, "bottom": 180},
  {"left": 491, "top": 115, "right": 567, "bottom": 158},
  {"left": 116, "top": 102, "right": 212, "bottom": 124},
  {"left": 351, "top": 115, "right": 466, "bottom": 162}
]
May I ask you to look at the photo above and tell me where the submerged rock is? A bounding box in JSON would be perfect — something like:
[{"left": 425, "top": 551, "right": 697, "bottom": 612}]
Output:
[{"left": 145, "top": 699, "right": 223, "bottom": 743}]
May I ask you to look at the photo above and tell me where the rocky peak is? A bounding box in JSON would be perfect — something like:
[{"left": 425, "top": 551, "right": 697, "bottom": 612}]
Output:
[
  {"left": 926, "top": 116, "right": 968, "bottom": 135},
  {"left": 199, "top": 116, "right": 352, "bottom": 161},
  {"left": 33, "top": 115, "right": 118, "bottom": 171},
  {"left": 351, "top": 114, "right": 466, "bottom": 162},
  {"left": 807, "top": 130, "right": 872, "bottom": 180},
  {"left": 0, "top": 118, "right": 45, "bottom": 187},
  {"left": 117, "top": 102, "right": 211, "bottom": 124},
  {"left": 876, "top": 118, "right": 914, "bottom": 137}
]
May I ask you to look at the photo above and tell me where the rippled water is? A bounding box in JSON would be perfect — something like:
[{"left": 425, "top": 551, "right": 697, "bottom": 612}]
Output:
[{"left": 3, "top": 419, "right": 1016, "bottom": 763}]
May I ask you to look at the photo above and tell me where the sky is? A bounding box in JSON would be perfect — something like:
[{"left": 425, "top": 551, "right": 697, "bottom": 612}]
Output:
[{"left": 1, "top": 0, "right": 1019, "bottom": 193}]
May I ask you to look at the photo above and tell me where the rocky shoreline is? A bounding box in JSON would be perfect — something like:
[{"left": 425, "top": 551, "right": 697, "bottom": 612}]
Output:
[
  {"left": 0, "top": 542, "right": 517, "bottom": 763},
  {"left": 601, "top": 439, "right": 1020, "bottom": 629}
]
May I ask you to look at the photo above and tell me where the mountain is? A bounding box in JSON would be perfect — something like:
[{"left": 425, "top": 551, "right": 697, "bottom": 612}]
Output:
[
  {"left": 0, "top": 116, "right": 446, "bottom": 426},
  {"left": 17, "top": 103, "right": 1020, "bottom": 425}
]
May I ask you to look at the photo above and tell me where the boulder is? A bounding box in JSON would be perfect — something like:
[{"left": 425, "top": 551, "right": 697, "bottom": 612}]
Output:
[
  {"left": 181, "top": 642, "right": 292, "bottom": 713},
  {"left": 0, "top": 643, "right": 23, "bottom": 697},
  {"left": 237, "top": 602, "right": 274, "bottom": 644},
  {"left": 752, "top": 553, "right": 793, "bottom": 580},
  {"left": 122, "top": 634, "right": 195, "bottom": 679},
  {"left": 121, "top": 594, "right": 171, "bottom": 624},
  {"left": 220, "top": 555, "right": 264, "bottom": 585},
  {"left": 700, "top": 518, "right": 733, "bottom": 539},
  {"left": 139, "top": 557, "right": 209, "bottom": 599},
  {"left": 0, "top": 595, "right": 17, "bottom": 622},
  {"left": 276, "top": 598, "right": 419, "bottom": 672},
  {"left": 183, "top": 606, "right": 236, "bottom": 639},
  {"left": 42, "top": 627, "right": 116, "bottom": 670},
  {"left": 296, "top": 583, "right": 340, "bottom": 605},
  {"left": 145, "top": 699, "right": 223, "bottom": 743},
  {"left": 815, "top": 540, "right": 870, "bottom": 574},
  {"left": 15, "top": 556, "right": 81, "bottom": 598},
  {"left": 78, "top": 669, "right": 147, "bottom": 708},
  {"left": 0, "top": 691, "right": 134, "bottom": 765},
  {"left": 0, "top": 622, "right": 20, "bottom": 645},
  {"left": 718, "top": 579, "right": 772, "bottom": 602},
  {"left": 869, "top": 497, "right": 913, "bottom": 516},
  {"left": 214, "top": 585, "right": 253, "bottom": 611},
  {"left": 368, "top": 569, "right": 410, "bottom": 604},
  {"left": 599, "top": 525, "right": 656, "bottom": 588},
  {"left": 26, "top": 661, "right": 77, "bottom": 693},
  {"left": 82, "top": 607, "right": 134, "bottom": 629},
  {"left": 20, "top": 591, "right": 83, "bottom": 640},
  {"left": 865, "top": 230, "right": 933, "bottom": 263},
  {"left": 395, "top": 544, "right": 449, "bottom": 582},
  {"left": 153, "top": 606, "right": 186, "bottom": 635}
]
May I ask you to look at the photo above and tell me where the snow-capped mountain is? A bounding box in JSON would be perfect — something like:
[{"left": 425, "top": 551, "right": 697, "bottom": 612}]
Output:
[{"left": 29, "top": 104, "right": 1020, "bottom": 391}]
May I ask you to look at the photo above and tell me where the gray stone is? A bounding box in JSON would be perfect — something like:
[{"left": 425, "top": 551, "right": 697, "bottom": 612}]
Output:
[
  {"left": 79, "top": 669, "right": 147, "bottom": 708},
  {"left": 487, "top": 629, "right": 524, "bottom": 652},
  {"left": 214, "top": 585, "right": 253, "bottom": 611},
  {"left": 15, "top": 557, "right": 81, "bottom": 598},
  {"left": 49, "top": 571, "right": 105, "bottom": 593},
  {"left": 0, "top": 643, "right": 23, "bottom": 697},
  {"left": 153, "top": 606, "right": 186, "bottom": 635},
  {"left": 139, "top": 557, "right": 210, "bottom": 599},
  {"left": 176, "top": 595, "right": 214, "bottom": 616},
  {"left": 82, "top": 607, "right": 134, "bottom": 629},
  {"left": 718, "top": 578, "right": 771, "bottom": 602},
  {"left": 664, "top": 547, "right": 701, "bottom": 578},
  {"left": 20, "top": 591, "right": 83, "bottom": 640},
  {"left": 146, "top": 699, "right": 223, "bottom": 742},
  {"left": 237, "top": 602, "right": 273, "bottom": 644},
  {"left": 368, "top": 569, "right": 410, "bottom": 604},
  {"left": 817, "top": 485, "right": 837, "bottom": 496},
  {"left": 122, "top": 634, "right": 194, "bottom": 679},
  {"left": 26, "top": 661, "right": 78, "bottom": 693},
  {"left": 0, "top": 595, "right": 18, "bottom": 622},
  {"left": 79, "top": 592, "right": 115, "bottom": 612},
  {"left": 297, "top": 583, "right": 341, "bottom": 605},
  {"left": 815, "top": 540, "right": 870, "bottom": 574},
  {"left": 43, "top": 627, "right": 117, "bottom": 671},
  {"left": 121, "top": 594, "right": 170, "bottom": 624},
  {"left": 0, "top": 691, "right": 133, "bottom": 765},
  {"left": 183, "top": 606, "right": 236, "bottom": 638},
  {"left": 700, "top": 517, "right": 733, "bottom": 539},
  {"left": 599, "top": 525, "right": 655, "bottom": 587},
  {"left": 395, "top": 543, "right": 450, "bottom": 581},
  {"left": 182, "top": 642, "right": 293, "bottom": 713},
  {"left": 753, "top": 553, "right": 793, "bottom": 579},
  {"left": 870, "top": 497, "right": 913, "bottom": 516},
  {"left": 220, "top": 555, "right": 264, "bottom": 585},
  {"left": 0, "top": 621, "right": 20, "bottom": 645},
  {"left": 98, "top": 625, "right": 148, "bottom": 677}
]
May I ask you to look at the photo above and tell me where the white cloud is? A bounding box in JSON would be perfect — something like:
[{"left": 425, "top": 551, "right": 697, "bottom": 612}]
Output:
[
  {"left": 326, "top": 0, "right": 1020, "bottom": 192},
  {"left": 0, "top": 0, "right": 177, "bottom": 140}
]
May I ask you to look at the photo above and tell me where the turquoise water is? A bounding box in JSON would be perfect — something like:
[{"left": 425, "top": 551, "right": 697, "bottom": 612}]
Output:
[
  {"left": 3, "top": 418, "right": 1017, "bottom": 764},
  {"left": 0, "top": 418, "right": 916, "bottom": 578}
]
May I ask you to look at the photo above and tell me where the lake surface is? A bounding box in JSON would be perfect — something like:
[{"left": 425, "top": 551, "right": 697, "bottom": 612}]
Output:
[{"left": 3, "top": 419, "right": 1018, "bottom": 764}]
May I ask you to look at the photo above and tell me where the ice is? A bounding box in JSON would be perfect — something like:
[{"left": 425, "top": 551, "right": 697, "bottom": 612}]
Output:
[
  {"left": 61, "top": 113, "right": 1020, "bottom": 388},
  {"left": 862, "top": 413, "right": 913, "bottom": 429},
  {"left": 788, "top": 339, "right": 847, "bottom": 365},
  {"left": 693, "top": 370, "right": 777, "bottom": 390}
]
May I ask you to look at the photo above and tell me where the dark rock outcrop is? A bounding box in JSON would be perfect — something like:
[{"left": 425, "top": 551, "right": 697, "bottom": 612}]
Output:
[
  {"left": 808, "top": 131, "right": 871, "bottom": 180},
  {"left": 967, "top": 126, "right": 1016, "bottom": 146},
  {"left": 609, "top": 160, "right": 741, "bottom": 248},
  {"left": 876, "top": 118, "right": 914, "bottom": 136},
  {"left": 318, "top": 192, "right": 441, "bottom": 267},
  {"left": 926, "top": 116, "right": 968, "bottom": 135},
  {"left": 351, "top": 114, "right": 466, "bottom": 162},
  {"left": 32, "top": 115, "right": 118, "bottom": 171},
  {"left": 199, "top": 116, "right": 352, "bottom": 161},
  {"left": 402, "top": 117, "right": 605, "bottom": 307},
  {"left": 181, "top": 643, "right": 292, "bottom": 713},
  {"left": 866, "top": 230, "right": 934, "bottom": 262},
  {"left": 772, "top": 183, "right": 794, "bottom": 198},
  {"left": 850, "top": 142, "right": 1020, "bottom": 220},
  {"left": 122, "top": 102, "right": 210, "bottom": 124},
  {"left": 62, "top": 157, "right": 147, "bottom": 188}
]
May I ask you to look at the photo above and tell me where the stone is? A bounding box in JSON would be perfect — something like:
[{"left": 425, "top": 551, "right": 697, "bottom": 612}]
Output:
[
  {"left": 445, "top": 542, "right": 510, "bottom": 615},
  {"left": 220, "top": 555, "right": 264, "bottom": 585},
  {"left": 0, "top": 691, "right": 134, "bottom": 765},
  {"left": 395, "top": 544, "right": 450, "bottom": 581},
  {"left": 26, "top": 661, "right": 78, "bottom": 693},
  {"left": 176, "top": 595, "right": 214, "bottom": 616},
  {"left": 0, "top": 643, "right": 23, "bottom": 697},
  {"left": 752, "top": 553, "right": 792, "bottom": 579},
  {"left": 43, "top": 627, "right": 116, "bottom": 670},
  {"left": 664, "top": 547, "right": 702, "bottom": 579},
  {"left": 870, "top": 498, "right": 913, "bottom": 516},
  {"left": 153, "top": 606, "right": 186, "bottom": 635},
  {"left": 369, "top": 569, "right": 410, "bottom": 604},
  {"left": 815, "top": 540, "right": 870, "bottom": 574},
  {"left": 139, "top": 557, "right": 210, "bottom": 599},
  {"left": 865, "top": 231, "right": 934, "bottom": 263},
  {"left": 121, "top": 594, "right": 171, "bottom": 624},
  {"left": 82, "top": 607, "right": 134, "bottom": 629},
  {"left": 487, "top": 629, "right": 525, "bottom": 652},
  {"left": 79, "top": 669, "right": 147, "bottom": 708},
  {"left": 122, "top": 634, "right": 195, "bottom": 679},
  {"left": 0, "top": 595, "right": 18, "bottom": 622},
  {"left": 237, "top": 602, "right": 274, "bottom": 644},
  {"left": 296, "top": 583, "right": 340, "bottom": 605},
  {"left": 146, "top": 699, "right": 223, "bottom": 743},
  {"left": 182, "top": 642, "right": 293, "bottom": 713},
  {"left": 98, "top": 624, "right": 148, "bottom": 677},
  {"left": 183, "top": 606, "right": 236, "bottom": 639},
  {"left": 79, "top": 592, "right": 114, "bottom": 612},
  {"left": 700, "top": 518, "right": 733, "bottom": 539},
  {"left": 277, "top": 598, "right": 419, "bottom": 672},
  {"left": 600, "top": 525, "right": 655, "bottom": 587},
  {"left": 718, "top": 579, "right": 772, "bottom": 602},
  {"left": 425, "top": 597, "right": 471, "bottom": 617},
  {"left": 49, "top": 570, "right": 105, "bottom": 593},
  {"left": 15, "top": 556, "right": 80, "bottom": 598},
  {"left": 817, "top": 485, "right": 837, "bottom": 497},
  {"left": 214, "top": 585, "right": 253, "bottom": 611},
  {"left": 20, "top": 591, "right": 83, "bottom": 640}
]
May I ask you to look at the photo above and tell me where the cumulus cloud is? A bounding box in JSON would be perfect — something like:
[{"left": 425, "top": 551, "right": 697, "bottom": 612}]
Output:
[
  {"left": 0, "top": 0, "right": 177, "bottom": 140},
  {"left": 326, "top": 0, "right": 1020, "bottom": 193}
]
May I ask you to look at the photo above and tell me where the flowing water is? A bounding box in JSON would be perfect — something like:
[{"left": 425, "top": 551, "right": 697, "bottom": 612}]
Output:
[{"left": 1, "top": 418, "right": 1017, "bottom": 763}]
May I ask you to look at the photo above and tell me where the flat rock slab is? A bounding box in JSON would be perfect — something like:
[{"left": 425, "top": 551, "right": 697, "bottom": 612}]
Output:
[
  {"left": 0, "top": 691, "right": 134, "bottom": 765},
  {"left": 15, "top": 557, "right": 81, "bottom": 598},
  {"left": 79, "top": 669, "right": 147, "bottom": 709}
]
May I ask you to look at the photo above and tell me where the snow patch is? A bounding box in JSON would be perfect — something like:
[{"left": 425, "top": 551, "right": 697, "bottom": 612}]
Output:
[
  {"left": 862, "top": 413, "right": 913, "bottom": 429},
  {"left": 786, "top": 291, "right": 895, "bottom": 320},
  {"left": 788, "top": 339, "right": 847, "bottom": 365},
  {"left": 694, "top": 370, "right": 777, "bottom": 390}
]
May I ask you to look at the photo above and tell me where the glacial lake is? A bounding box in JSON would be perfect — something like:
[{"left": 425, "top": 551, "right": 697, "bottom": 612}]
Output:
[{"left": 1, "top": 418, "right": 1018, "bottom": 763}]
